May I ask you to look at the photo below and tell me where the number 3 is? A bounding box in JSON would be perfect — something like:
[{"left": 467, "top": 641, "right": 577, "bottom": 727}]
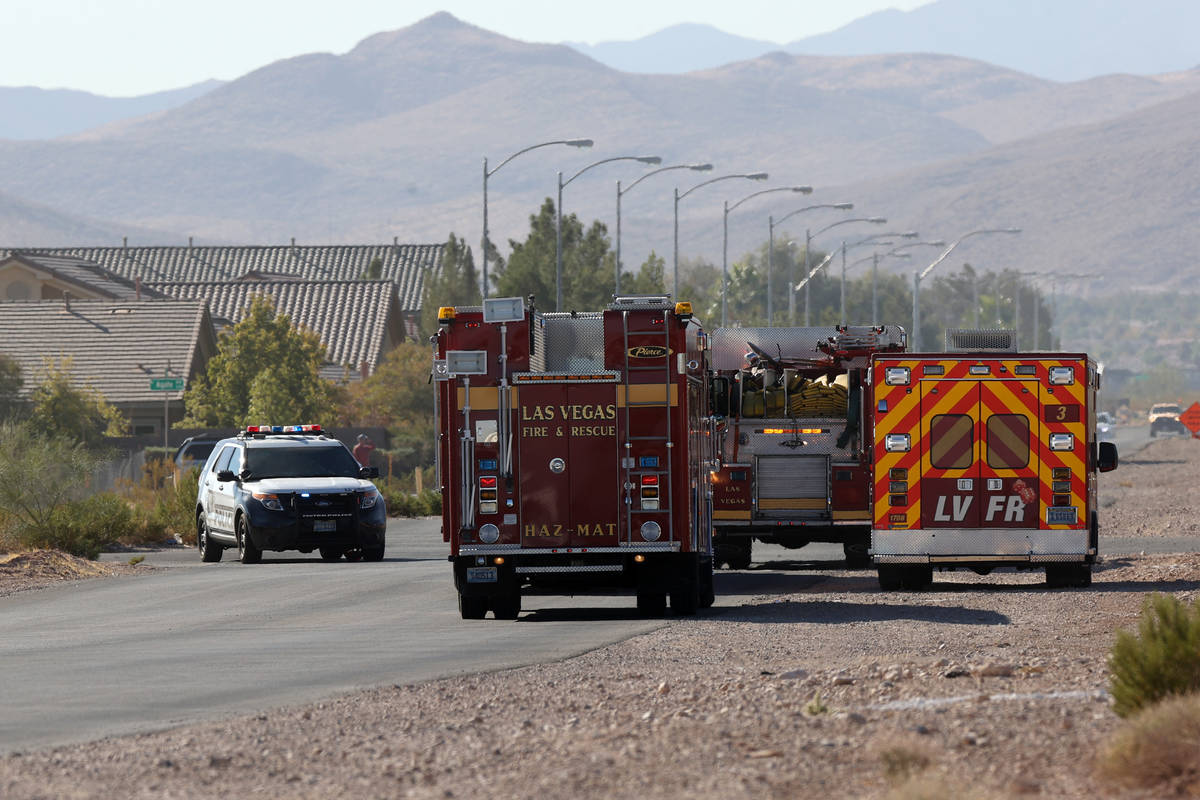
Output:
[{"left": 1055, "top": 406, "right": 1067, "bottom": 421}]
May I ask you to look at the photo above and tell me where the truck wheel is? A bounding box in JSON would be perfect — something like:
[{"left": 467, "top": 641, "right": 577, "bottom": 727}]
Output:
[
  {"left": 236, "top": 517, "right": 262, "bottom": 564},
  {"left": 717, "top": 540, "right": 752, "bottom": 570},
  {"left": 343, "top": 549, "right": 363, "bottom": 563},
  {"left": 1045, "top": 565, "right": 1069, "bottom": 588},
  {"left": 1073, "top": 564, "right": 1093, "bottom": 588},
  {"left": 900, "top": 565, "right": 932, "bottom": 591},
  {"left": 843, "top": 538, "right": 871, "bottom": 569},
  {"left": 319, "top": 547, "right": 342, "bottom": 562},
  {"left": 636, "top": 592, "right": 667, "bottom": 617},
  {"left": 877, "top": 566, "right": 903, "bottom": 591},
  {"left": 699, "top": 556, "right": 715, "bottom": 609},
  {"left": 198, "top": 514, "right": 222, "bottom": 563},
  {"left": 492, "top": 592, "right": 521, "bottom": 620},
  {"left": 458, "top": 593, "right": 488, "bottom": 620},
  {"left": 362, "top": 545, "right": 385, "bottom": 562}
]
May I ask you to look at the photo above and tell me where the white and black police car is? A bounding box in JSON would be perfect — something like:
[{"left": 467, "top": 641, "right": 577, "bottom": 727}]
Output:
[{"left": 196, "top": 425, "right": 386, "bottom": 563}]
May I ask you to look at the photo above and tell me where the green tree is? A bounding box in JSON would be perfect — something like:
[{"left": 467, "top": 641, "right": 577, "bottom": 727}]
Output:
[
  {"left": 360, "top": 257, "right": 383, "bottom": 280},
  {"left": 28, "top": 357, "right": 129, "bottom": 448},
  {"left": 622, "top": 251, "right": 667, "bottom": 296},
  {"left": 419, "top": 233, "right": 481, "bottom": 336},
  {"left": 339, "top": 341, "right": 435, "bottom": 465},
  {"left": 494, "top": 199, "right": 615, "bottom": 312},
  {"left": 182, "top": 295, "right": 336, "bottom": 427},
  {"left": 0, "top": 353, "right": 22, "bottom": 421}
]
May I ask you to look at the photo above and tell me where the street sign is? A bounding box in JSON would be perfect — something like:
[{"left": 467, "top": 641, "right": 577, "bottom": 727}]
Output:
[
  {"left": 150, "top": 377, "right": 185, "bottom": 391},
  {"left": 1180, "top": 401, "right": 1200, "bottom": 435}
]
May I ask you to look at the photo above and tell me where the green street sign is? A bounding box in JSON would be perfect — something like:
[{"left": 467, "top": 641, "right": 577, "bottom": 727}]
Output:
[{"left": 150, "top": 377, "right": 185, "bottom": 391}]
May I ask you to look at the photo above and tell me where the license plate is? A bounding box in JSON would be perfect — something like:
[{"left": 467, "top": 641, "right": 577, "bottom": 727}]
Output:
[
  {"left": 312, "top": 519, "right": 337, "bottom": 532},
  {"left": 466, "top": 567, "right": 497, "bottom": 583},
  {"left": 1047, "top": 507, "right": 1078, "bottom": 525}
]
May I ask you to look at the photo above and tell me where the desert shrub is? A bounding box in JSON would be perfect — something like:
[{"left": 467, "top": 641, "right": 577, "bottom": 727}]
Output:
[
  {"left": 1109, "top": 593, "right": 1200, "bottom": 717},
  {"left": 879, "top": 743, "right": 933, "bottom": 784},
  {"left": 10, "top": 493, "right": 142, "bottom": 559},
  {"left": 380, "top": 486, "right": 442, "bottom": 518},
  {"left": 148, "top": 466, "right": 200, "bottom": 537},
  {"left": 1098, "top": 692, "right": 1200, "bottom": 794}
]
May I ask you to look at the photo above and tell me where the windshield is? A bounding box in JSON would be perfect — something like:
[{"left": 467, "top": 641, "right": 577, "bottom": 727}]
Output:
[
  {"left": 1153, "top": 404, "right": 1181, "bottom": 414},
  {"left": 244, "top": 445, "right": 361, "bottom": 479},
  {"left": 180, "top": 442, "right": 216, "bottom": 462}
]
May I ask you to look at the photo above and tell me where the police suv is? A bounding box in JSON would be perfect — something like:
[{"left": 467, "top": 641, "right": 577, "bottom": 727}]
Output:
[{"left": 196, "top": 425, "right": 386, "bottom": 563}]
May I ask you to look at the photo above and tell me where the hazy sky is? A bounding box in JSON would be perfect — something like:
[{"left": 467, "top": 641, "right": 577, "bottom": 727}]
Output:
[{"left": 5, "top": 0, "right": 930, "bottom": 97}]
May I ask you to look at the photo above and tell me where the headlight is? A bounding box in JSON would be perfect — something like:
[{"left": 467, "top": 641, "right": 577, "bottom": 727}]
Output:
[
  {"left": 360, "top": 489, "right": 380, "bottom": 510},
  {"left": 640, "top": 521, "right": 662, "bottom": 542},
  {"left": 479, "top": 524, "right": 500, "bottom": 544},
  {"left": 252, "top": 492, "right": 283, "bottom": 511}
]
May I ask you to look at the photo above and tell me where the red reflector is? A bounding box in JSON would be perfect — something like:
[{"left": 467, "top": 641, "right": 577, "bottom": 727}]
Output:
[
  {"left": 466, "top": 322, "right": 480, "bottom": 328},
  {"left": 479, "top": 476, "right": 498, "bottom": 488},
  {"left": 641, "top": 475, "right": 659, "bottom": 486}
]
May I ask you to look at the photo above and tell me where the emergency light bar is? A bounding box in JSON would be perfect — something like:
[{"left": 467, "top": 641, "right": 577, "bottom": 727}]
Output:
[{"left": 244, "top": 424, "right": 322, "bottom": 434}]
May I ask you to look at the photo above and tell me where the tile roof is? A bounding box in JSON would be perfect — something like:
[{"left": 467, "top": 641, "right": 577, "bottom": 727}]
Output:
[
  {"left": 0, "top": 299, "right": 216, "bottom": 404},
  {"left": 1, "top": 244, "right": 443, "bottom": 312},
  {"left": 1, "top": 253, "right": 170, "bottom": 300},
  {"left": 146, "top": 280, "right": 402, "bottom": 374}
]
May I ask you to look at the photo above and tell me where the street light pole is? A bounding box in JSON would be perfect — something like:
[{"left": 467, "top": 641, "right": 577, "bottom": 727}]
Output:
[
  {"left": 616, "top": 163, "right": 711, "bottom": 295},
  {"left": 673, "top": 172, "right": 768, "bottom": 301},
  {"left": 483, "top": 138, "right": 592, "bottom": 299},
  {"left": 912, "top": 228, "right": 1021, "bottom": 350},
  {"left": 796, "top": 217, "right": 887, "bottom": 326},
  {"left": 838, "top": 231, "right": 917, "bottom": 325},
  {"left": 556, "top": 154, "right": 662, "bottom": 311},
  {"left": 721, "top": 185, "right": 813, "bottom": 326},
  {"left": 766, "top": 202, "right": 853, "bottom": 326}
]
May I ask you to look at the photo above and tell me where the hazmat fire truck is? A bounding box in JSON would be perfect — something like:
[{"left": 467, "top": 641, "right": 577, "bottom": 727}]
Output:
[
  {"left": 870, "top": 330, "right": 1119, "bottom": 590},
  {"left": 708, "top": 325, "right": 906, "bottom": 569},
  {"left": 434, "top": 295, "right": 715, "bottom": 620}
]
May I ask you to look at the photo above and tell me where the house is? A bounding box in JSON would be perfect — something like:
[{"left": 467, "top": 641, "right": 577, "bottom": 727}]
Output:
[
  {"left": 0, "top": 252, "right": 169, "bottom": 302},
  {"left": 146, "top": 280, "right": 406, "bottom": 380},
  {"left": 0, "top": 299, "right": 218, "bottom": 437},
  {"left": 2, "top": 243, "right": 443, "bottom": 335}
]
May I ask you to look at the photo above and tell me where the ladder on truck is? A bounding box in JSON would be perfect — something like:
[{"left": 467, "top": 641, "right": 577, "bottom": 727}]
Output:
[{"left": 619, "top": 297, "right": 675, "bottom": 545}]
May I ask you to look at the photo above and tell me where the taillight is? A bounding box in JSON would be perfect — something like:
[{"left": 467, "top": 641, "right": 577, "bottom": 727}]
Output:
[
  {"left": 640, "top": 474, "right": 660, "bottom": 510},
  {"left": 478, "top": 476, "right": 498, "bottom": 514}
]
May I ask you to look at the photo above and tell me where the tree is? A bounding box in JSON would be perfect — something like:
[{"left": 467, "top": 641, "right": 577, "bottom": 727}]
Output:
[
  {"left": 419, "top": 233, "right": 481, "bottom": 336},
  {"left": 493, "top": 199, "right": 615, "bottom": 312},
  {"left": 622, "top": 251, "right": 666, "bottom": 296},
  {"left": 0, "top": 353, "right": 21, "bottom": 421},
  {"left": 338, "top": 341, "right": 435, "bottom": 466},
  {"left": 360, "top": 257, "right": 383, "bottom": 280},
  {"left": 182, "top": 295, "right": 336, "bottom": 427},
  {"left": 28, "top": 357, "right": 129, "bottom": 448}
]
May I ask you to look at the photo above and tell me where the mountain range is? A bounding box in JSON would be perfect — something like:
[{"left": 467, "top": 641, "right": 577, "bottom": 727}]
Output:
[
  {"left": 0, "top": 10, "right": 1198, "bottom": 295},
  {"left": 572, "top": 0, "right": 1200, "bottom": 81}
]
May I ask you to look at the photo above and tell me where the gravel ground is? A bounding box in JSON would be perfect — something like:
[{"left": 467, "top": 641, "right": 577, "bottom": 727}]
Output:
[{"left": 1, "top": 437, "right": 1199, "bottom": 799}]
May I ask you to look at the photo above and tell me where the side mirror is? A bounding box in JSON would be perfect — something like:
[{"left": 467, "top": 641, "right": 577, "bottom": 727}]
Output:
[
  {"left": 216, "top": 469, "right": 236, "bottom": 482},
  {"left": 360, "top": 466, "right": 380, "bottom": 479},
  {"left": 1098, "top": 441, "right": 1118, "bottom": 473}
]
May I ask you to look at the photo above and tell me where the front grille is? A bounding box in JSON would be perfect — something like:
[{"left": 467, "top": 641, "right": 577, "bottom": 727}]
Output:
[{"left": 295, "top": 492, "right": 356, "bottom": 518}]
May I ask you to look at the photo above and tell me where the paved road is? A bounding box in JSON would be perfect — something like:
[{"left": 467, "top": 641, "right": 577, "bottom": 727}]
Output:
[{"left": 1, "top": 518, "right": 820, "bottom": 755}]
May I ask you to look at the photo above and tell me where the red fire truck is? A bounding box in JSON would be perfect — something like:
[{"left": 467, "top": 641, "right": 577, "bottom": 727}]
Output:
[
  {"left": 870, "top": 332, "right": 1119, "bottom": 589},
  {"left": 708, "top": 325, "right": 906, "bottom": 569},
  {"left": 434, "top": 295, "right": 716, "bottom": 619}
]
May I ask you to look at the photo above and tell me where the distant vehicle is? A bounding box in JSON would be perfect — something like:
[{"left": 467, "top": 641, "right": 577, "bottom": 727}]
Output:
[
  {"left": 1096, "top": 412, "right": 1116, "bottom": 443},
  {"left": 173, "top": 435, "right": 222, "bottom": 472},
  {"left": 1148, "top": 403, "right": 1186, "bottom": 437}
]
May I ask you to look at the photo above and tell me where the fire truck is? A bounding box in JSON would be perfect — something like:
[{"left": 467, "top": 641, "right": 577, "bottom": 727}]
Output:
[
  {"left": 434, "top": 295, "right": 716, "bottom": 620},
  {"left": 870, "top": 331, "right": 1119, "bottom": 590},
  {"left": 708, "top": 325, "right": 906, "bottom": 569}
]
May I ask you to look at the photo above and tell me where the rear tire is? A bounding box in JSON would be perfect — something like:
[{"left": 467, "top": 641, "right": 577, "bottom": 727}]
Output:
[
  {"left": 343, "top": 549, "right": 363, "bottom": 563},
  {"left": 636, "top": 591, "right": 667, "bottom": 617},
  {"left": 458, "top": 592, "right": 488, "bottom": 620},
  {"left": 491, "top": 592, "right": 521, "bottom": 620},
  {"left": 319, "top": 547, "right": 342, "bottom": 562},
  {"left": 362, "top": 545, "right": 385, "bottom": 562},
  {"left": 716, "top": 538, "right": 752, "bottom": 570},
  {"left": 699, "top": 556, "right": 715, "bottom": 609},
  {"left": 843, "top": 537, "right": 871, "bottom": 569},
  {"left": 1074, "top": 564, "right": 1093, "bottom": 588},
  {"left": 900, "top": 565, "right": 932, "bottom": 591},
  {"left": 236, "top": 517, "right": 262, "bottom": 564},
  {"left": 198, "top": 514, "right": 222, "bottom": 563},
  {"left": 877, "top": 565, "right": 903, "bottom": 591}
]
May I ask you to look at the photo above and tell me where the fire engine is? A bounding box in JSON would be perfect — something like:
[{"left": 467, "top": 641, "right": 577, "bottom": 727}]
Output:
[
  {"left": 870, "top": 330, "right": 1119, "bottom": 590},
  {"left": 708, "top": 325, "right": 905, "bottom": 569},
  {"left": 434, "top": 295, "right": 716, "bottom": 620}
]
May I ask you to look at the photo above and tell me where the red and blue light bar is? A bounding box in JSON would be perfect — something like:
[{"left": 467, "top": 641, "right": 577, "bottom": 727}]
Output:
[{"left": 244, "top": 424, "right": 323, "bottom": 434}]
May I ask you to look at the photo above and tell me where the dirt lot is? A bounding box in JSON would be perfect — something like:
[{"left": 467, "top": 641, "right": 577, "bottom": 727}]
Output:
[{"left": 1, "top": 438, "right": 1198, "bottom": 799}]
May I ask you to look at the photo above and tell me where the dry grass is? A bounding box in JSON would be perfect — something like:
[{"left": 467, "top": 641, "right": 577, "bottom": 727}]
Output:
[
  {"left": 878, "top": 742, "right": 934, "bottom": 784},
  {"left": 1098, "top": 692, "right": 1200, "bottom": 796}
]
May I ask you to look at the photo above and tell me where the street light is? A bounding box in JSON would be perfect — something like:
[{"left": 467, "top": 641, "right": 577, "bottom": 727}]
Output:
[
  {"left": 837, "top": 232, "right": 918, "bottom": 325},
  {"left": 768, "top": 202, "right": 853, "bottom": 326},
  {"left": 674, "top": 172, "right": 768, "bottom": 301},
  {"left": 483, "top": 138, "right": 592, "bottom": 299},
  {"left": 912, "top": 228, "right": 1021, "bottom": 351},
  {"left": 616, "top": 163, "right": 712, "bottom": 295},
  {"left": 556, "top": 154, "right": 662, "bottom": 311},
  {"left": 722, "top": 185, "right": 813, "bottom": 326},
  {"left": 795, "top": 217, "right": 887, "bottom": 326}
]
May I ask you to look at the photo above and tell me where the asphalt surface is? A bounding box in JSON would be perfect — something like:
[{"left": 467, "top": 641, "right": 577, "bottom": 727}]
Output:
[{"left": 1, "top": 422, "right": 1187, "bottom": 755}]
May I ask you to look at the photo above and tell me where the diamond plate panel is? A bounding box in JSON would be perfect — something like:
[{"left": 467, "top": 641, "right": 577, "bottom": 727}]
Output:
[
  {"left": 872, "top": 528, "right": 1088, "bottom": 556},
  {"left": 537, "top": 313, "right": 606, "bottom": 372}
]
